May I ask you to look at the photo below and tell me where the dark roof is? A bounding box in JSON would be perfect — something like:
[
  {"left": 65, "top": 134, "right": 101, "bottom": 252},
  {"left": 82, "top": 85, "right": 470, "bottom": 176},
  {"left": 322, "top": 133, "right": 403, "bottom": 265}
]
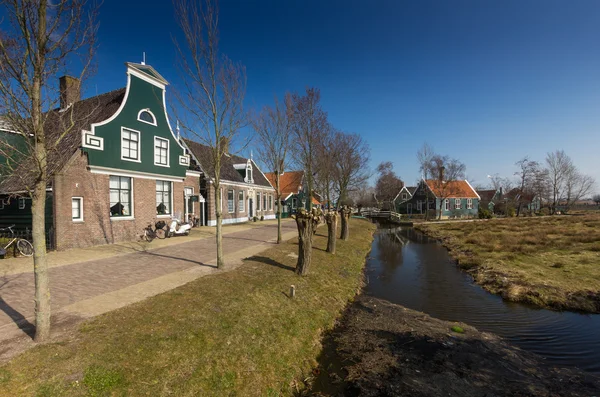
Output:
[
  {"left": 506, "top": 188, "right": 536, "bottom": 202},
  {"left": 182, "top": 138, "right": 272, "bottom": 188},
  {"left": 407, "top": 186, "right": 417, "bottom": 195},
  {"left": 477, "top": 189, "right": 498, "bottom": 202},
  {"left": 0, "top": 88, "right": 126, "bottom": 193}
]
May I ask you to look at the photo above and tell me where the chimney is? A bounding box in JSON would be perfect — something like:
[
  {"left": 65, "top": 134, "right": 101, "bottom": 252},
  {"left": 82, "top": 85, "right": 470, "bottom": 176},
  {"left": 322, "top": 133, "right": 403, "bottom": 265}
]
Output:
[
  {"left": 439, "top": 166, "right": 445, "bottom": 181},
  {"left": 59, "top": 76, "right": 80, "bottom": 109}
]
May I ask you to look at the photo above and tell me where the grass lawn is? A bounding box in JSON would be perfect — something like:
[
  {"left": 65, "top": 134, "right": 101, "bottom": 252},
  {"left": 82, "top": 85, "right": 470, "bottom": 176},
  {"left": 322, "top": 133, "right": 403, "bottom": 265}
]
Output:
[
  {"left": 0, "top": 219, "right": 375, "bottom": 396},
  {"left": 416, "top": 214, "right": 600, "bottom": 313}
]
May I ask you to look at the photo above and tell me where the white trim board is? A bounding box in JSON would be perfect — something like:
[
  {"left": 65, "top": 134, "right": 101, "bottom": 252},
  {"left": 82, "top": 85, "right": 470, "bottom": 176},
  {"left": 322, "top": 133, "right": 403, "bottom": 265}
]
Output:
[{"left": 88, "top": 165, "right": 185, "bottom": 183}]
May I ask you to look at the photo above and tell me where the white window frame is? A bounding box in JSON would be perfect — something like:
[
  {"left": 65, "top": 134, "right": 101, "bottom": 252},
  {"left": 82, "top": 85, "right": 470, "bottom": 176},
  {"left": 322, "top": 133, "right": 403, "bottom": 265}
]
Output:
[
  {"left": 156, "top": 180, "right": 172, "bottom": 217},
  {"left": 109, "top": 175, "right": 134, "bottom": 220},
  {"left": 246, "top": 163, "right": 253, "bottom": 183},
  {"left": 18, "top": 197, "right": 26, "bottom": 210},
  {"left": 137, "top": 109, "right": 157, "bottom": 126},
  {"left": 121, "top": 127, "right": 141, "bottom": 163},
  {"left": 269, "top": 194, "right": 273, "bottom": 211},
  {"left": 72, "top": 197, "right": 83, "bottom": 222},
  {"left": 455, "top": 198, "right": 461, "bottom": 209},
  {"left": 238, "top": 191, "right": 245, "bottom": 213},
  {"left": 184, "top": 186, "right": 194, "bottom": 215},
  {"left": 402, "top": 193, "right": 407, "bottom": 200},
  {"left": 444, "top": 199, "right": 449, "bottom": 211},
  {"left": 154, "top": 136, "right": 170, "bottom": 167},
  {"left": 417, "top": 200, "right": 422, "bottom": 211},
  {"left": 227, "top": 189, "right": 235, "bottom": 213},
  {"left": 467, "top": 198, "right": 473, "bottom": 209},
  {"left": 257, "top": 192, "right": 261, "bottom": 211}
]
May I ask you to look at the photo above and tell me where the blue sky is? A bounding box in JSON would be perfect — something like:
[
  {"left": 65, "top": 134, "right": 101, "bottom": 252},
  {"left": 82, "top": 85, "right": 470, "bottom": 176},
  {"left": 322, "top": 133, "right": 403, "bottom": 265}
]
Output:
[{"left": 87, "top": 0, "right": 600, "bottom": 191}]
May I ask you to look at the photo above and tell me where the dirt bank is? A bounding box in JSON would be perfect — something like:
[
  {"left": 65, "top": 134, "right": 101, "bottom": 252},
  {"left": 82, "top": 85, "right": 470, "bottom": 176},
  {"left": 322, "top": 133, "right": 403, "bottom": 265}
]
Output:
[{"left": 308, "top": 296, "right": 600, "bottom": 397}]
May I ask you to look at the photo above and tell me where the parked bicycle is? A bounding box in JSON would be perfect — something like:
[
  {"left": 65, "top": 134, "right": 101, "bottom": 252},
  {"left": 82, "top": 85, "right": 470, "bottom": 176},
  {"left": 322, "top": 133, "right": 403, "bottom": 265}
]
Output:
[
  {"left": 0, "top": 224, "right": 34, "bottom": 257},
  {"left": 142, "top": 221, "right": 167, "bottom": 242}
]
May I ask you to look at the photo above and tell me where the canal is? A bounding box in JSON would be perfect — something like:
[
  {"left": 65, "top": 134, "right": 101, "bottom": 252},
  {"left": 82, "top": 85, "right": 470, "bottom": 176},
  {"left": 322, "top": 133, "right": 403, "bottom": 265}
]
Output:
[{"left": 364, "top": 223, "right": 600, "bottom": 373}]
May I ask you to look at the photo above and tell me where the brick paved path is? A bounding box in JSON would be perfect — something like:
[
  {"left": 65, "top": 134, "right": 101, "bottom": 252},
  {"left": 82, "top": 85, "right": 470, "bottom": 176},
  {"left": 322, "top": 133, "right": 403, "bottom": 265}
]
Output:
[{"left": 0, "top": 221, "right": 297, "bottom": 337}]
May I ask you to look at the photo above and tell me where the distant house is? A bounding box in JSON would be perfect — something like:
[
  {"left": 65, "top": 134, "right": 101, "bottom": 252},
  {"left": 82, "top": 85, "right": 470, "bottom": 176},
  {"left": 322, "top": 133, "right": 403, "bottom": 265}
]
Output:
[
  {"left": 477, "top": 188, "right": 503, "bottom": 213},
  {"left": 183, "top": 140, "right": 275, "bottom": 225},
  {"left": 396, "top": 179, "right": 480, "bottom": 219},
  {"left": 393, "top": 186, "right": 417, "bottom": 214},
  {"left": 505, "top": 188, "right": 541, "bottom": 214},
  {"left": 264, "top": 170, "right": 321, "bottom": 217}
]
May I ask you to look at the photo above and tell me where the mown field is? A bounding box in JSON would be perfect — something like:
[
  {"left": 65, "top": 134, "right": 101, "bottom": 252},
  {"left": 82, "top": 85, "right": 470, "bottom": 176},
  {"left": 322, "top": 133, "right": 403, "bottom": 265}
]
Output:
[
  {"left": 416, "top": 215, "right": 600, "bottom": 313},
  {"left": 0, "top": 219, "right": 376, "bottom": 396}
]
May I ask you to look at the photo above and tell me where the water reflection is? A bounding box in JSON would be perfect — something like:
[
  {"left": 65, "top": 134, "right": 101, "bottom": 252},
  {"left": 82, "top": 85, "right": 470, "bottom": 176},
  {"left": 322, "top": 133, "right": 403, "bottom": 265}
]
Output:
[{"left": 365, "top": 222, "right": 600, "bottom": 373}]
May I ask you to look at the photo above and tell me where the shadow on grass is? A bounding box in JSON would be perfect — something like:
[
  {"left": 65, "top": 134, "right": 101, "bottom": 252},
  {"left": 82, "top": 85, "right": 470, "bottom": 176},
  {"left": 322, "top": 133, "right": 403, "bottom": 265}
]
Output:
[{"left": 246, "top": 255, "right": 295, "bottom": 272}]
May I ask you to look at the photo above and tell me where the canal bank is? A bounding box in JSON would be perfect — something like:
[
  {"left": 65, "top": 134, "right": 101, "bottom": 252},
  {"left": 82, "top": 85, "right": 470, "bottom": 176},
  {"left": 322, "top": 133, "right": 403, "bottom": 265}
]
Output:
[{"left": 310, "top": 296, "right": 600, "bottom": 397}]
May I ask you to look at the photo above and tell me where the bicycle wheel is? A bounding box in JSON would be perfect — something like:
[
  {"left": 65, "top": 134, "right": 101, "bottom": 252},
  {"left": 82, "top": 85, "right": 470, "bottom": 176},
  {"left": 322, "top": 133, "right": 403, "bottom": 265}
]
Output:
[
  {"left": 155, "top": 227, "right": 167, "bottom": 239},
  {"left": 143, "top": 229, "right": 155, "bottom": 242},
  {"left": 16, "top": 239, "right": 34, "bottom": 257}
]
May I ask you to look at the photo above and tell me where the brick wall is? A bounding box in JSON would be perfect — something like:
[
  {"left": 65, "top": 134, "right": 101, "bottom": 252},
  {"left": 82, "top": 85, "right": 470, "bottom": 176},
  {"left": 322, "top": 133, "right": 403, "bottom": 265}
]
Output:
[{"left": 53, "top": 152, "right": 200, "bottom": 250}]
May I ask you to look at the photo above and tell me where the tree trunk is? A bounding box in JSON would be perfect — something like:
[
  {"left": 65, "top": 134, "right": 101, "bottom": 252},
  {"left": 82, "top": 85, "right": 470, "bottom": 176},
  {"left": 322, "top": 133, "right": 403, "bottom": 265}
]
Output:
[
  {"left": 32, "top": 174, "right": 50, "bottom": 342},
  {"left": 215, "top": 185, "right": 224, "bottom": 269},
  {"left": 339, "top": 206, "right": 351, "bottom": 240},
  {"left": 276, "top": 174, "right": 282, "bottom": 244},
  {"left": 325, "top": 211, "right": 337, "bottom": 254},
  {"left": 294, "top": 208, "right": 321, "bottom": 276}
]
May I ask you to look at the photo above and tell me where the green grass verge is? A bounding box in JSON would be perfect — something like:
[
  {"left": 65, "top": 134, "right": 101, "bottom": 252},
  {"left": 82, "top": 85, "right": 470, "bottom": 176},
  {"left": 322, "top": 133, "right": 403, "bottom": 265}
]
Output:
[
  {"left": 416, "top": 215, "right": 600, "bottom": 312},
  {"left": 0, "top": 219, "right": 376, "bottom": 396}
]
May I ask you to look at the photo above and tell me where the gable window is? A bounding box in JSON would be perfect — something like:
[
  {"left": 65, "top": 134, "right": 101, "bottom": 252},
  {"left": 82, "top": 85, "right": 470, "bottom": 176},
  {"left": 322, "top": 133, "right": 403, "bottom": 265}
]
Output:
[
  {"left": 154, "top": 137, "right": 169, "bottom": 166},
  {"left": 18, "top": 197, "right": 26, "bottom": 210},
  {"left": 156, "top": 181, "right": 172, "bottom": 215},
  {"left": 121, "top": 128, "right": 140, "bottom": 162},
  {"left": 110, "top": 176, "right": 132, "bottom": 217},
  {"left": 467, "top": 198, "right": 473, "bottom": 209},
  {"left": 227, "top": 189, "right": 234, "bottom": 213},
  {"left": 72, "top": 197, "right": 83, "bottom": 222},
  {"left": 292, "top": 197, "right": 297, "bottom": 208},
  {"left": 257, "top": 192, "right": 261, "bottom": 211},
  {"left": 455, "top": 198, "right": 461, "bottom": 209},
  {"left": 137, "top": 109, "right": 157, "bottom": 126},
  {"left": 238, "top": 191, "right": 245, "bottom": 212},
  {"left": 402, "top": 193, "right": 407, "bottom": 200},
  {"left": 444, "top": 199, "right": 449, "bottom": 211}
]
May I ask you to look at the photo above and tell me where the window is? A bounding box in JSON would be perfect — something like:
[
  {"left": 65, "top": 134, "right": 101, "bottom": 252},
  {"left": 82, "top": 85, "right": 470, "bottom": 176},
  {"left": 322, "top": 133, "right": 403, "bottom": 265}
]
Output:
[
  {"left": 407, "top": 203, "right": 412, "bottom": 213},
  {"left": 18, "top": 198, "right": 26, "bottom": 210},
  {"left": 257, "top": 192, "right": 261, "bottom": 211},
  {"left": 402, "top": 193, "right": 407, "bottom": 200},
  {"left": 269, "top": 195, "right": 273, "bottom": 211},
  {"left": 292, "top": 197, "right": 297, "bottom": 208},
  {"left": 263, "top": 193, "right": 267, "bottom": 211},
  {"left": 121, "top": 128, "right": 140, "bottom": 161},
  {"left": 246, "top": 164, "right": 253, "bottom": 183},
  {"left": 156, "top": 181, "right": 172, "bottom": 215},
  {"left": 455, "top": 198, "right": 461, "bottom": 209},
  {"left": 238, "top": 191, "right": 244, "bottom": 212},
  {"left": 444, "top": 199, "right": 449, "bottom": 211},
  {"left": 138, "top": 109, "right": 156, "bottom": 126},
  {"left": 110, "top": 176, "right": 132, "bottom": 217},
  {"left": 72, "top": 197, "right": 83, "bottom": 222},
  {"left": 467, "top": 198, "right": 473, "bottom": 209},
  {"left": 227, "top": 189, "right": 234, "bottom": 213},
  {"left": 417, "top": 200, "right": 422, "bottom": 211},
  {"left": 154, "top": 137, "right": 169, "bottom": 166},
  {"left": 185, "top": 187, "right": 194, "bottom": 215}
]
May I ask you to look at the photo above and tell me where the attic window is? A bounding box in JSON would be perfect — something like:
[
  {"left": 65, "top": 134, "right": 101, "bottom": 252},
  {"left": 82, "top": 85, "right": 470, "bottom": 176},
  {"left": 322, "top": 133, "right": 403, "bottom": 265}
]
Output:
[
  {"left": 246, "top": 163, "right": 253, "bottom": 183},
  {"left": 138, "top": 109, "right": 157, "bottom": 126}
]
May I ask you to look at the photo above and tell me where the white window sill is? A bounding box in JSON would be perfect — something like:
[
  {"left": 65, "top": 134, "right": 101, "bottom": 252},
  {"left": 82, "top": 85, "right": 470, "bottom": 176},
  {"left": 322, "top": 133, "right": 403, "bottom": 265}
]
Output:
[
  {"left": 72, "top": 220, "right": 84, "bottom": 223},
  {"left": 157, "top": 214, "right": 172, "bottom": 218},
  {"left": 110, "top": 216, "right": 134, "bottom": 221},
  {"left": 154, "top": 162, "right": 170, "bottom": 168}
]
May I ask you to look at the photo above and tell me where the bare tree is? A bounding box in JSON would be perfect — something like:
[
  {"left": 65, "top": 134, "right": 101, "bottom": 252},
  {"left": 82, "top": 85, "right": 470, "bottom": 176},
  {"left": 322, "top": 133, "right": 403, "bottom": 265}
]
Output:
[
  {"left": 545, "top": 151, "right": 571, "bottom": 215},
  {"left": 417, "top": 142, "right": 436, "bottom": 179},
  {"left": 374, "top": 161, "right": 403, "bottom": 209},
  {"left": 333, "top": 131, "right": 370, "bottom": 206},
  {"left": 289, "top": 87, "right": 328, "bottom": 275},
  {"left": 314, "top": 127, "right": 338, "bottom": 253},
  {"left": 513, "top": 157, "right": 541, "bottom": 216},
  {"left": 426, "top": 156, "right": 466, "bottom": 220},
  {"left": 564, "top": 166, "right": 595, "bottom": 211},
  {"left": 593, "top": 194, "right": 600, "bottom": 207},
  {"left": 350, "top": 185, "right": 376, "bottom": 214},
  {"left": 252, "top": 94, "right": 292, "bottom": 243},
  {"left": 174, "top": 0, "right": 247, "bottom": 269},
  {"left": 0, "top": 0, "right": 98, "bottom": 342}
]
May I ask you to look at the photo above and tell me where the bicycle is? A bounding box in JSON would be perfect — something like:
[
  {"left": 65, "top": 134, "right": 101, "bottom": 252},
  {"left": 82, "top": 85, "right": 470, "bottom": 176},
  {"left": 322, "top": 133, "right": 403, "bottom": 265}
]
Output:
[
  {"left": 0, "top": 224, "right": 34, "bottom": 257},
  {"left": 142, "top": 221, "right": 167, "bottom": 242}
]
